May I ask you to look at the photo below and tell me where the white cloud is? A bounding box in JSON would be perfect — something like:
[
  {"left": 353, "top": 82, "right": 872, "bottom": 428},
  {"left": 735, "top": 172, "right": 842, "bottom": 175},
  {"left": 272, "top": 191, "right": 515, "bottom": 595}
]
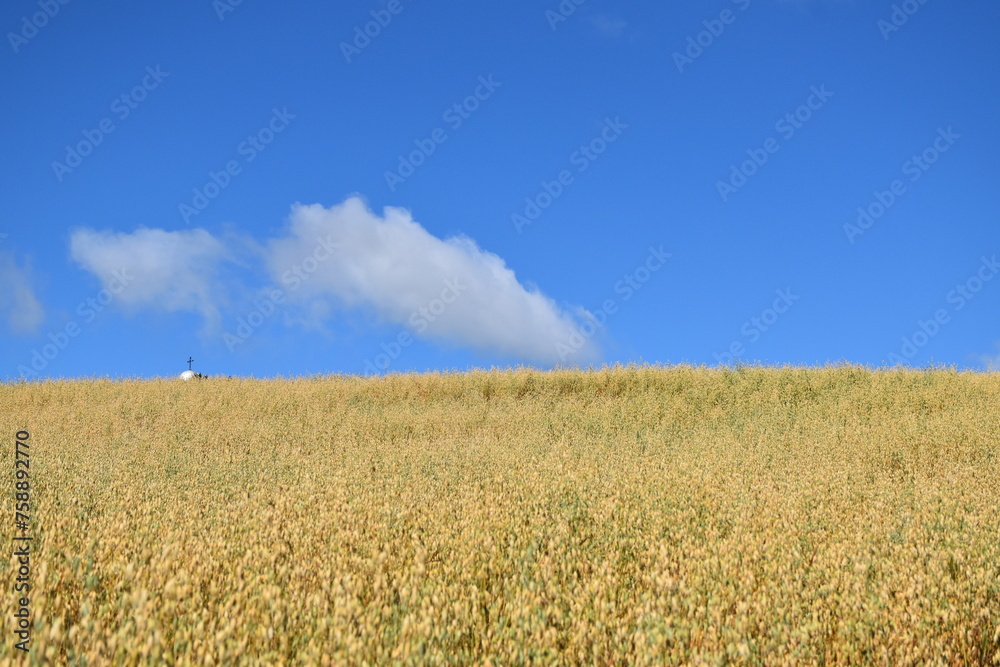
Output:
[
  {"left": 0, "top": 251, "right": 44, "bottom": 334},
  {"left": 263, "top": 197, "right": 599, "bottom": 363},
  {"left": 979, "top": 344, "right": 1000, "bottom": 371},
  {"left": 69, "top": 227, "right": 236, "bottom": 331},
  {"left": 589, "top": 15, "right": 627, "bottom": 38},
  {"left": 67, "top": 197, "right": 600, "bottom": 364}
]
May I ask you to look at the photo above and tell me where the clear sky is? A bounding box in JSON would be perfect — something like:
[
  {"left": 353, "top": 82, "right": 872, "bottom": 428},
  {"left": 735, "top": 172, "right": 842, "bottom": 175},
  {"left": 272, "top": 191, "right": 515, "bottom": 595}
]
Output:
[{"left": 1, "top": 0, "right": 998, "bottom": 380}]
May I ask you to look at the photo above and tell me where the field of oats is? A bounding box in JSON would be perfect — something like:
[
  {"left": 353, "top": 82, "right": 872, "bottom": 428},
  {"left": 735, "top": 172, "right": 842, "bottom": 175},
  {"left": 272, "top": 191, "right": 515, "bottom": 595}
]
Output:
[{"left": 2, "top": 365, "right": 999, "bottom": 665}]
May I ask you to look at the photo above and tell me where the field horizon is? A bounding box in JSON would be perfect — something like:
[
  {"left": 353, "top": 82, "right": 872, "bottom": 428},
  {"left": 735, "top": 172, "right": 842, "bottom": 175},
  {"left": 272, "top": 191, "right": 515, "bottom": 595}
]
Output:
[
  {"left": 3, "top": 365, "right": 999, "bottom": 664},
  {"left": 3, "top": 361, "right": 997, "bottom": 385}
]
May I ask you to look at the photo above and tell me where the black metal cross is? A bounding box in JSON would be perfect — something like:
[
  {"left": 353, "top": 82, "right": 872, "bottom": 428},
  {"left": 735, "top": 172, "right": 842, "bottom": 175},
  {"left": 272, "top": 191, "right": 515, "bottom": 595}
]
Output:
[{"left": 187, "top": 357, "right": 194, "bottom": 370}]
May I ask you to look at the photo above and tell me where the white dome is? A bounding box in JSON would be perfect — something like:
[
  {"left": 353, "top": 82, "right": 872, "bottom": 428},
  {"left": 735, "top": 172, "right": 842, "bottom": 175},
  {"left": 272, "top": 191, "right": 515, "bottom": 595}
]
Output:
[{"left": 180, "top": 370, "right": 196, "bottom": 381}]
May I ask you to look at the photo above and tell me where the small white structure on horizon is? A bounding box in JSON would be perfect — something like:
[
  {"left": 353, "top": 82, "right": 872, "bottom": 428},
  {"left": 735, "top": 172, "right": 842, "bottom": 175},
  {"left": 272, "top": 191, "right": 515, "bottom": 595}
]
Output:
[{"left": 179, "top": 356, "right": 203, "bottom": 380}]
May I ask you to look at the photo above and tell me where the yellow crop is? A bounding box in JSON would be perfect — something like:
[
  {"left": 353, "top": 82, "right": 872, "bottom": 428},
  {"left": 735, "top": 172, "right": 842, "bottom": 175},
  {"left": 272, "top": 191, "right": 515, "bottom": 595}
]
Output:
[{"left": 2, "top": 365, "right": 998, "bottom": 664}]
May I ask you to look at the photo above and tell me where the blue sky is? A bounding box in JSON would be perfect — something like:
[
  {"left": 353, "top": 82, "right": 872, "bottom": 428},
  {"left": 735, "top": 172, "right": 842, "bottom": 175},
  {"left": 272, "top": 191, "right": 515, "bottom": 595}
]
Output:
[{"left": 1, "top": 0, "right": 998, "bottom": 380}]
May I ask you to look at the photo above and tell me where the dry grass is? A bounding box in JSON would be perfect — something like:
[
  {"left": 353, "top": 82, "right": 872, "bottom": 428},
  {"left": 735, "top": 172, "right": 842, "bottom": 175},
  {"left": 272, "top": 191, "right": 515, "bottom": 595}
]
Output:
[{"left": 2, "top": 365, "right": 999, "bottom": 665}]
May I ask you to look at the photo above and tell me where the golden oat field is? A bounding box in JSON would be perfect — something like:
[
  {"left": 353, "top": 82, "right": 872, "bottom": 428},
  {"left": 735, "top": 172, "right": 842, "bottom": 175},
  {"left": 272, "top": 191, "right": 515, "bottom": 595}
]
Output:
[{"left": 1, "top": 365, "right": 999, "bottom": 665}]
